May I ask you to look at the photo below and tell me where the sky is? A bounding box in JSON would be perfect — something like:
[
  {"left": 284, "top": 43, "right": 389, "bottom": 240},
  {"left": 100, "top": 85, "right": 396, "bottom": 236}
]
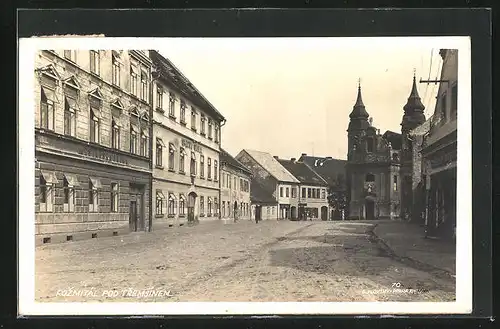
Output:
[{"left": 157, "top": 38, "right": 443, "bottom": 160}]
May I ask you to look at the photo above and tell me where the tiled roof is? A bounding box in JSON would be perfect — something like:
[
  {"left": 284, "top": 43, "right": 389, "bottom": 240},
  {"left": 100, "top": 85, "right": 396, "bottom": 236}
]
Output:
[
  {"left": 250, "top": 179, "right": 277, "bottom": 205},
  {"left": 382, "top": 130, "right": 402, "bottom": 150},
  {"left": 220, "top": 148, "right": 252, "bottom": 175},
  {"left": 150, "top": 50, "right": 225, "bottom": 122},
  {"left": 277, "top": 159, "right": 328, "bottom": 186},
  {"left": 243, "top": 149, "right": 300, "bottom": 183},
  {"left": 298, "top": 156, "right": 347, "bottom": 188}
]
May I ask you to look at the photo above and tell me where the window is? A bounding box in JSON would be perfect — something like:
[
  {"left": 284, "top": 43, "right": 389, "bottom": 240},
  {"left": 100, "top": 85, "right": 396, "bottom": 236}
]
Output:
[
  {"left": 111, "top": 183, "right": 119, "bottom": 212},
  {"left": 222, "top": 201, "right": 226, "bottom": 217},
  {"left": 156, "top": 138, "right": 164, "bottom": 167},
  {"left": 130, "top": 68, "right": 138, "bottom": 96},
  {"left": 222, "top": 172, "right": 225, "bottom": 187},
  {"left": 207, "top": 158, "right": 212, "bottom": 179},
  {"left": 111, "top": 120, "right": 120, "bottom": 149},
  {"left": 88, "top": 178, "right": 100, "bottom": 212},
  {"left": 140, "top": 70, "right": 148, "bottom": 101},
  {"left": 312, "top": 189, "right": 316, "bottom": 199},
  {"left": 130, "top": 125, "right": 138, "bottom": 154},
  {"left": 208, "top": 198, "right": 212, "bottom": 216},
  {"left": 280, "top": 187, "right": 283, "bottom": 197},
  {"left": 228, "top": 174, "right": 232, "bottom": 189},
  {"left": 156, "top": 190, "right": 165, "bottom": 215},
  {"left": 234, "top": 177, "right": 237, "bottom": 190},
  {"left": 308, "top": 188, "right": 312, "bottom": 198},
  {"left": 321, "top": 189, "right": 326, "bottom": 199},
  {"left": 393, "top": 175, "right": 398, "bottom": 191},
  {"left": 316, "top": 188, "right": 320, "bottom": 199},
  {"left": 214, "top": 198, "right": 219, "bottom": 216},
  {"left": 451, "top": 84, "right": 458, "bottom": 118},
  {"left": 190, "top": 152, "right": 196, "bottom": 176},
  {"left": 286, "top": 187, "right": 290, "bottom": 197},
  {"left": 64, "top": 97, "right": 77, "bottom": 137},
  {"left": 169, "top": 93, "right": 176, "bottom": 117},
  {"left": 39, "top": 172, "right": 55, "bottom": 212},
  {"left": 302, "top": 187, "right": 306, "bottom": 198},
  {"left": 168, "top": 194, "right": 176, "bottom": 216},
  {"left": 168, "top": 143, "right": 176, "bottom": 171},
  {"left": 112, "top": 56, "right": 121, "bottom": 86},
  {"left": 367, "top": 138, "right": 374, "bottom": 152},
  {"left": 214, "top": 124, "right": 219, "bottom": 143},
  {"left": 140, "top": 132, "right": 148, "bottom": 157},
  {"left": 62, "top": 175, "right": 75, "bottom": 212},
  {"left": 208, "top": 120, "right": 213, "bottom": 139},
  {"left": 90, "top": 109, "right": 100, "bottom": 143},
  {"left": 292, "top": 187, "right": 297, "bottom": 198},
  {"left": 156, "top": 87, "right": 163, "bottom": 110},
  {"left": 201, "top": 115, "right": 206, "bottom": 135},
  {"left": 191, "top": 109, "right": 197, "bottom": 130},
  {"left": 200, "top": 196, "right": 205, "bottom": 215},
  {"left": 200, "top": 155, "right": 205, "bottom": 178},
  {"left": 180, "top": 100, "right": 186, "bottom": 124},
  {"left": 90, "top": 50, "right": 100, "bottom": 75},
  {"left": 179, "top": 195, "right": 186, "bottom": 216},
  {"left": 40, "top": 88, "right": 55, "bottom": 131},
  {"left": 179, "top": 148, "right": 186, "bottom": 173},
  {"left": 214, "top": 160, "right": 218, "bottom": 181},
  {"left": 64, "top": 50, "right": 76, "bottom": 62}
]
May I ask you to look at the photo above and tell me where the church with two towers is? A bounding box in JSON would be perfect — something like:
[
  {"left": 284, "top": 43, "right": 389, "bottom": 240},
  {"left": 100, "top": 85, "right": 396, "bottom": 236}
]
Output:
[{"left": 346, "top": 74, "right": 426, "bottom": 220}]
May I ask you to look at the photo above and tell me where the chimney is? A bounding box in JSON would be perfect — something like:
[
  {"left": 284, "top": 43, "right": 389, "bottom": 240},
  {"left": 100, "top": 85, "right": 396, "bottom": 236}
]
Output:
[
  {"left": 291, "top": 158, "right": 296, "bottom": 162},
  {"left": 273, "top": 156, "right": 279, "bottom": 160}
]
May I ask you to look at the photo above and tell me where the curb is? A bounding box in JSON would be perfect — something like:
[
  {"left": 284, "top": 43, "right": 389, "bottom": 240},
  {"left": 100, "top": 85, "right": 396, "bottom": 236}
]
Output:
[{"left": 368, "top": 224, "right": 455, "bottom": 281}]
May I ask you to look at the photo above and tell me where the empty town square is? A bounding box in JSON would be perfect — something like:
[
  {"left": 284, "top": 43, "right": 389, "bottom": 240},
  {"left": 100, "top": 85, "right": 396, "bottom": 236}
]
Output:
[{"left": 35, "top": 220, "right": 455, "bottom": 302}]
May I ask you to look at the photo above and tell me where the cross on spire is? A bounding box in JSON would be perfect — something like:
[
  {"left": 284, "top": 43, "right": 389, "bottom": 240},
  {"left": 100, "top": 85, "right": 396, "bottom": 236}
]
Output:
[{"left": 358, "top": 77, "right": 361, "bottom": 89}]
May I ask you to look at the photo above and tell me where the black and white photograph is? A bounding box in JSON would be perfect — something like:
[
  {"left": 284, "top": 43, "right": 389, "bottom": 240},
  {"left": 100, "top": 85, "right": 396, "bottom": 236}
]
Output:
[{"left": 18, "top": 34, "right": 472, "bottom": 315}]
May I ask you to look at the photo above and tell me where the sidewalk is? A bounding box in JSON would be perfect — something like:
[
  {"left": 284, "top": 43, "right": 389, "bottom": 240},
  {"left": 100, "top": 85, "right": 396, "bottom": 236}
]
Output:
[{"left": 373, "top": 220, "right": 456, "bottom": 275}]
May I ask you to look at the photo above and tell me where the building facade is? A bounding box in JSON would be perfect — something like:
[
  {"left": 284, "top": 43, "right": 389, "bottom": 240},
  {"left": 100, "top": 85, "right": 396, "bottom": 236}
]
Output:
[
  {"left": 219, "top": 149, "right": 252, "bottom": 221},
  {"left": 298, "top": 154, "right": 347, "bottom": 220},
  {"left": 236, "top": 149, "right": 300, "bottom": 220},
  {"left": 421, "top": 49, "right": 458, "bottom": 240},
  {"left": 34, "top": 49, "right": 153, "bottom": 245},
  {"left": 150, "top": 51, "right": 225, "bottom": 227},
  {"left": 278, "top": 158, "right": 330, "bottom": 220},
  {"left": 250, "top": 180, "right": 279, "bottom": 221}
]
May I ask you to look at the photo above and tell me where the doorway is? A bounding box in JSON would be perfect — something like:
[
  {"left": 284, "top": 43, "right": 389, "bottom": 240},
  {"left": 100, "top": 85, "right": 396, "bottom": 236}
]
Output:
[
  {"left": 365, "top": 199, "right": 375, "bottom": 220},
  {"left": 255, "top": 205, "right": 262, "bottom": 221},
  {"left": 129, "top": 200, "right": 138, "bottom": 232},
  {"left": 321, "top": 206, "right": 328, "bottom": 221},
  {"left": 187, "top": 192, "right": 197, "bottom": 223}
]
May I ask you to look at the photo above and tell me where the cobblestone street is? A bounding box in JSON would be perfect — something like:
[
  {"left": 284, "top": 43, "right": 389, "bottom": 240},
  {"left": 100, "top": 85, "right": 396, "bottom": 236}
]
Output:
[{"left": 35, "top": 220, "right": 455, "bottom": 303}]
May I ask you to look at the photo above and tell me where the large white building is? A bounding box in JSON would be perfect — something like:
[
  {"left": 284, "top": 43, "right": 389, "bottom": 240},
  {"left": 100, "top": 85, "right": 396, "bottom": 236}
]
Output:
[{"left": 150, "top": 50, "right": 225, "bottom": 227}]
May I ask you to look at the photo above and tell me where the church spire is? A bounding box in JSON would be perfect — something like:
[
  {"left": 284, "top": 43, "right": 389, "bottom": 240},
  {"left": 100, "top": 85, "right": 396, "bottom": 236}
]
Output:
[
  {"left": 401, "top": 71, "right": 426, "bottom": 131},
  {"left": 349, "top": 79, "right": 369, "bottom": 119},
  {"left": 404, "top": 70, "right": 425, "bottom": 112}
]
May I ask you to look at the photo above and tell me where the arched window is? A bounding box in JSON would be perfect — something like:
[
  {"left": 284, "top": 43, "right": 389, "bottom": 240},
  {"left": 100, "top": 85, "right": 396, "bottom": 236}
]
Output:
[{"left": 365, "top": 173, "right": 375, "bottom": 182}]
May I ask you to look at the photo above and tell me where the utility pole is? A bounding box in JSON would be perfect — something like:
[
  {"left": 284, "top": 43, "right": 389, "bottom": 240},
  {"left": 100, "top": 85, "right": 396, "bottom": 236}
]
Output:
[{"left": 419, "top": 78, "right": 450, "bottom": 85}]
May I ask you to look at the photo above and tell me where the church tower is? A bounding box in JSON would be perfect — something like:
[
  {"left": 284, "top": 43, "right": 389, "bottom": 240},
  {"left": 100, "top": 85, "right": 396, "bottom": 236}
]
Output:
[
  {"left": 401, "top": 72, "right": 426, "bottom": 159},
  {"left": 347, "top": 81, "right": 370, "bottom": 161},
  {"left": 400, "top": 72, "right": 426, "bottom": 219}
]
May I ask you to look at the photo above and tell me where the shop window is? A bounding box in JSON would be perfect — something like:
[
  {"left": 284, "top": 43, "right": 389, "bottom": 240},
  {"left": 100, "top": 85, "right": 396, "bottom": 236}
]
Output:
[
  {"left": 179, "top": 195, "right": 186, "bottom": 216},
  {"left": 111, "top": 183, "right": 119, "bottom": 212},
  {"left": 199, "top": 196, "right": 205, "bottom": 216}
]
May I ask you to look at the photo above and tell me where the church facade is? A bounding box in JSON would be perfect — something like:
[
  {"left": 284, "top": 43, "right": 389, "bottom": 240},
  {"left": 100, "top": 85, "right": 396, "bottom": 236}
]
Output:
[{"left": 346, "top": 76, "right": 426, "bottom": 220}]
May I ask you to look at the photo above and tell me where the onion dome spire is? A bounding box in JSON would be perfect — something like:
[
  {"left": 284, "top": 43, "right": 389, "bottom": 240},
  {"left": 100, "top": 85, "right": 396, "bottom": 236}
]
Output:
[{"left": 349, "top": 78, "right": 370, "bottom": 119}]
